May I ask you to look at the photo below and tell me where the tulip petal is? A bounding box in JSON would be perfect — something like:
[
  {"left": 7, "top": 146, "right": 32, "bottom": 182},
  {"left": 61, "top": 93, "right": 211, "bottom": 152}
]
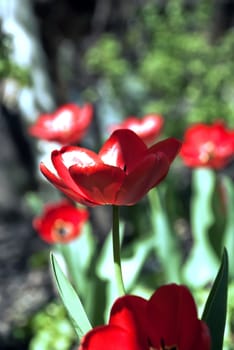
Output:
[
  {"left": 79, "top": 325, "right": 142, "bottom": 350},
  {"left": 29, "top": 103, "right": 93, "bottom": 144},
  {"left": 66, "top": 104, "right": 93, "bottom": 144},
  {"left": 149, "top": 137, "right": 182, "bottom": 163},
  {"left": 40, "top": 162, "right": 96, "bottom": 206},
  {"left": 180, "top": 121, "right": 234, "bottom": 169},
  {"left": 69, "top": 164, "right": 125, "bottom": 205},
  {"left": 116, "top": 153, "right": 169, "bottom": 205},
  {"left": 52, "top": 146, "right": 102, "bottom": 196},
  {"left": 78, "top": 285, "right": 210, "bottom": 350},
  {"left": 191, "top": 321, "right": 211, "bottom": 350},
  {"left": 99, "top": 129, "right": 147, "bottom": 172},
  {"left": 109, "top": 295, "right": 148, "bottom": 349},
  {"left": 33, "top": 200, "right": 89, "bottom": 243},
  {"left": 109, "top": 114, "right": 163, "bottom": 146},
  {"left": 147, "top": 284, "right": 202, "bottom": 350},
  {"left": 52, "top": 146, "right": 101, "bottom": 181},
  {"left": 78, "top": 103, "right": 93, "bottom": 126},
  {"left": 40, "top": 161, "right": 65, "bottom": 187}
]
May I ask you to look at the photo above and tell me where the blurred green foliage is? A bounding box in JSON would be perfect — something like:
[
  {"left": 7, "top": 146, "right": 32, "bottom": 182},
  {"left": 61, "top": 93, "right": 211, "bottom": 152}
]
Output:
[
  {"left": 29, "top": 302, "right": 75, "bottom": 350},
  {"left": 83, "top": 0, "right": 234, "bottom": 137},
  {"left": 0, "top": 27, "right": 30, "bottom": 85},
  {"left": 28, "top": 302, "right": 75, "bottom": 350}
]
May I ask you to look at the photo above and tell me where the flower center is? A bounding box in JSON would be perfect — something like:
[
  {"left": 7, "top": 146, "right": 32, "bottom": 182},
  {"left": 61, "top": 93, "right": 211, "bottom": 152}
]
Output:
[
  {"left": 51, "top": 219, "right": 74, "bottom": 242},
  {"left": 160, "top": 338, "right": 178, "bottom": 350},
  {"left": 148, "top": 338, "right": 178, "bottom": 350},
  {"left": 199, "top": 141, "right": 215, "bottom": 164}
]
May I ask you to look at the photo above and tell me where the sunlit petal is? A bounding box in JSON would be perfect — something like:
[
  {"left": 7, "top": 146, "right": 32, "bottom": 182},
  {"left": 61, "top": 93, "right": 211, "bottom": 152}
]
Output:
[
  {"left": 99, "top": 129, "right": 147, "bottom": 172},
  {"left": 69, "top": 164, "right": 125, "bottom": 205}
]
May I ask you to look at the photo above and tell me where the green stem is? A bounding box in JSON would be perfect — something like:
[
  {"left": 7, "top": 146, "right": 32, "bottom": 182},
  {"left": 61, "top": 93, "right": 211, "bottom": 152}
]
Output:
[{"left": 112, "top": 205, "right": 126, "bottom": 295}]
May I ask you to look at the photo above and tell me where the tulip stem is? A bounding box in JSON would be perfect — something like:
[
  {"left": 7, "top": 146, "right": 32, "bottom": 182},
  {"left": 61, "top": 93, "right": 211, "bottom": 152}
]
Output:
[{"left": 112, "top": 205, "right": 126, "bottom": 296}]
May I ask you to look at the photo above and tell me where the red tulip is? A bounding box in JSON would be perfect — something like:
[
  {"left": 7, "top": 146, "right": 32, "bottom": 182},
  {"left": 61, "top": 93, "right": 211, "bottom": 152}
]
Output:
[
  {"left": 40, "top": 129, "right": 181, "bottom": 206},
  {"left": 29, "top": 103, "right": 93, "bottom": 144},
  {"left": 180, "top": 121, "right": 234, "bottom": 169},
  {"left": 110, "top": 114, "right": 163, "bottom": 146},
  {"left": 79, "top": 284, "right": 211, "bottom": 350},
  {"left": 33, "top": 200, "right": 89, "bottom": 243}
]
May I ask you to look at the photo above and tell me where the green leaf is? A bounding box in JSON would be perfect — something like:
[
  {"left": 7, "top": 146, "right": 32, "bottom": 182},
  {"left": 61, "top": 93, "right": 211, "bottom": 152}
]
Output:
[
  {"left": 148, "top": 187, "right": 182, "bottom": 283},
  {"left": 183, "top": 168, "right": 219, "bottom": 287},
  {"left": 222, "top": 175, "right": 234, "bottom": 278},
  {"left": 202, "top": 248, "right": 228, "bottom": 350},
  {"left": 57, "top": 222, "right": 96, "bottom": 299},
  {"left": 50, "top": 253, "right": 92, "bottom": 340}
]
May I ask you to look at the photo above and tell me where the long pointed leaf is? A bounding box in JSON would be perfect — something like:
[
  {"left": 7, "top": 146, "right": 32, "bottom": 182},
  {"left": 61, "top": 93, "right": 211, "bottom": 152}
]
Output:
[
  {"left": 183, "top": 168, "right": 219, "bottom": 287},
  {"left": 202, "top": 248, "right": 228, "bottom": 350},
  {"left": 222, "top": 176, "right": 234, "bottom": 278},
  {"left": 148, "top": 187, "right": 182, "bottom": 283},
  {"left": 50, "top": 253, "right": 92, "bottom": 340}
]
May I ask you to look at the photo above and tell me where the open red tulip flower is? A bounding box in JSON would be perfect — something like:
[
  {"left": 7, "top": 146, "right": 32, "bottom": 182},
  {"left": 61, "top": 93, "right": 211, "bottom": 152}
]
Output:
[
  {"left": 79, "top": 284, "right": 211, "bottom": 350},
  {"left": 29, "top": 103, "right": 93, "bottom": 144},
  {"left": 33, "top": 200, "right": 89, "bottom": 243},
  {"left": 40, "top": 129, "right": 181, "bottom": 206},
  {"left": 180, "top": 121, "right": 234, "bottom": 169},
  {"left": 110, "top": 114, "right": 164, "bottom": 146}
]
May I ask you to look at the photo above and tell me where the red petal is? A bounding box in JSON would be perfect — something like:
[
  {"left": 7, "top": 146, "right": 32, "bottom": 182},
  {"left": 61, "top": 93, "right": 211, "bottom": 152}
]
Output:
[
  {"left": 40, "top": 162, "right": 96, "bottom": 206},
  {"left": 149, "top": 137, "right": 182, "bottom": 163},
  {"left": 115, "top": 153, "right": 169, "bottom": 205},
  {"left": 52, "top": 146, "right": 102, "bottom": 197},
  {"left": 51, "top": 203, "right": 89, "bottom": 226},
  {"left": 191, "top": 321, "right": 211, "bottom": 350},
  {"left": 28, "top": 125, "right": 48, "bottom": 139},
  {"left": 180, "top": 122, "right": 234, "bottom": 169},
  {"left": 109, "top": 295, "right": 148, "bottom": 349},
  {"left": 147, "top": 284, "right": 202, "bottom": 350},
  {"left": 33, "top": 200, "right": 89, "bottom": 243},
  {"left": 52, "top": 146, "right": 100, "bottom": 182},
  {"left": 79, "top": 325, "right": 142, "bottom": 350},
  {"left": 134, "top": 114, "right": 163, "bottom": 145},
  {"left": 29, "top": 103, "right": 93, "bottom": 144},
  {"left": 110, "top": 114, "right": 163, "bottom": 146},
  {"left": 180, "top": 145, "right": 202, "bottom": 167},
  {"left": 78, "top": 103, "right": 93, "bottom": 126},
  {"left": 64, "top": 104, "right": 93, "bottom": 144},
  {"left": 99, "top": 129, "right": 147, "bottom": 172},
  {"left": 69, "top": 163, "right": 125, "bottom": 205},
  {"left": 40, "top": 161, "right": 65, "bottom": 187}
]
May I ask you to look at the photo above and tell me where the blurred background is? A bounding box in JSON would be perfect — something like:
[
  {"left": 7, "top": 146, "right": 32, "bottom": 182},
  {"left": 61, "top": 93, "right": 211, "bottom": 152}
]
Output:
[{"left": 1, "top": 0, "right": 234, "bottom": 349}]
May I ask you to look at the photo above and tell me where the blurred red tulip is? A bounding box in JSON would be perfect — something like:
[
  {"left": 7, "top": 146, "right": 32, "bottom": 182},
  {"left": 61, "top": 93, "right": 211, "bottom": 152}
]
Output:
[
  {"left": 29, "top": 103, "right": 93, "bottom": 144},
  {"left": 79, "top": 284, "right": 210, "bottom": 350},
  {"left": 110, "top": 114, "right": 163, "bottom": 146},
  {"left": 33, "top": 200, "right": 89, "bottom": 243},
  {"left": 40, "top": 129, "right": 181, "bottom": 206},
  {"left": 180, "top": 121, "right": 234, "bottom": 169}
]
